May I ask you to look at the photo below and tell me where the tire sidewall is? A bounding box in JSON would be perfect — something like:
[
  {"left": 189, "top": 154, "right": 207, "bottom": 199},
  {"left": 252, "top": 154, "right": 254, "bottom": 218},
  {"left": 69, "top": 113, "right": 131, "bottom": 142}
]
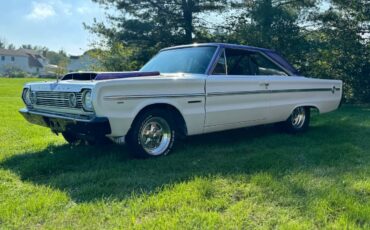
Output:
[
  {"left": 128, "top": 109, "right": 176, "bottom": 158},
  {"left": 286, "top": 107, "right": 310, "bottom": 133}
]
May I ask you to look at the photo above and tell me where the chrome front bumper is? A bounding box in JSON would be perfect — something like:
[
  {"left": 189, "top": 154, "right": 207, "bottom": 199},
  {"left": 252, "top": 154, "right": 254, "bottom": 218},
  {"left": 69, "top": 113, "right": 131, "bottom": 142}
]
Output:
[{"left": 19, "top": 108, "right": 111, "bottom": 135}]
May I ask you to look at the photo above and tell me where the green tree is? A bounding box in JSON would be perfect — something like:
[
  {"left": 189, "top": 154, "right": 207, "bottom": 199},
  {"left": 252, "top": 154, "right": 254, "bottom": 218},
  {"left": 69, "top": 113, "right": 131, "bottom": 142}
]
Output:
[
  {"left": 87, "top": 0, "right": 239, "bottom": 69},
  {"left": 89, "top": 43, "right": 140, "bottom": 71},
  {"left": 90, "top": 0, "right": 235, "bottom": 44},
  {"left": 7, "top": 44, "right": 16, "bottom": 50},
  {"left": 20, "top": 44, "right": 48, "bottom": 52},
  {"left": 224, "top": 0, "right": 317, "bottom": 67},
  {"left": 55, "top": 57, "right": 69, "bottom": 77},
  {"left": 46, "top": 50, "right": 68, "bottom": 65},
  {"left": 0, "top": 38, "right": 7, "bottom": 49},
  {"left": 304, "top": 0, "right": 370, "bottom": 102}
]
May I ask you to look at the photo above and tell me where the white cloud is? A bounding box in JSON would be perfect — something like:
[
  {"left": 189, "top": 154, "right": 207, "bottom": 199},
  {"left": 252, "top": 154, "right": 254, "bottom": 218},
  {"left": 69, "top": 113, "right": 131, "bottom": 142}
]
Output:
[
  {"left": 77, "top": 6, "right": 89, "bottom": 14},
  {"left": 26, "top": 2, "right": 56, "bottom": 20},
  {"left": 53, "top": 0, "right": 72, "bottom": 15}
]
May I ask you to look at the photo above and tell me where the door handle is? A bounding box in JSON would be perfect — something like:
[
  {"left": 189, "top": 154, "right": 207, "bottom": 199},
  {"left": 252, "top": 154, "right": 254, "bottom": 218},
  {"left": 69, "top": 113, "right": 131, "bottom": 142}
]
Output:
[{"left": 259, "top": 82, "right": 270, "bottom": 87}]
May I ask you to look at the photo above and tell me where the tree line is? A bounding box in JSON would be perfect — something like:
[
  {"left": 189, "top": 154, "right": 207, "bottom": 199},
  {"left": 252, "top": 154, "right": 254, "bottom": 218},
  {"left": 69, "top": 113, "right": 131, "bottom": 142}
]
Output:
[{"left": 87, "top": 0, "right": 369, "bottom": 103}]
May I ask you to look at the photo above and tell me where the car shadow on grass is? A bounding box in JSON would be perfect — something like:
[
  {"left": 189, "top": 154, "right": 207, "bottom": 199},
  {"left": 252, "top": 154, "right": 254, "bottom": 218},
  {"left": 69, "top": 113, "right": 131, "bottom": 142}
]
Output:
[{"left": 1, "top": 119, "right": 369, "bottom": 203}]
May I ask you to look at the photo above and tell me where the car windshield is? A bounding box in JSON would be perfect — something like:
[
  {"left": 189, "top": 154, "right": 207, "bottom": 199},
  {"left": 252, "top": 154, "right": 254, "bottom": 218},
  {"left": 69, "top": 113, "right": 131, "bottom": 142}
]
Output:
[{"left": 140, "top": 46, "right": 217, "bottom": 74}]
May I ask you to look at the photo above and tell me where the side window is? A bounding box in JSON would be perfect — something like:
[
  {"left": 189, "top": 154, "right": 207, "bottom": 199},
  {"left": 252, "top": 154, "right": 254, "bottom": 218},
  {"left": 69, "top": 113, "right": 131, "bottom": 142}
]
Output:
[
  {"left": 11, "top": 56, "right": 15, "bottom": 61},
  {"left": 1, "top": 56, "right": 4, "bottom": 61},
  {"left": 250, "top": 53, "right": 288, "bottom": 76},
  {"left": 212, "top": 48, "right": 255, "bottom": 75},
  {"left": 225, "top": 49, "right": 255, "bottom": 75},
  {"left": 212, "top": 48, "right": 288, "bottom": 76}
]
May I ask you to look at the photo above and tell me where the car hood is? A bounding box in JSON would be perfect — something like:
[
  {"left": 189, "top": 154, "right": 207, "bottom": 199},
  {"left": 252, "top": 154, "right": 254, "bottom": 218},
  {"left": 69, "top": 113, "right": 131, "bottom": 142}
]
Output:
[
  {"left": 25, "top": 72, "right": 201, "bottom": 92},
  {"left": 26, "top": 80, "right": 96, "bottom": 92},
  {"left": 61, "top": 71, "right": 160, "bottom": 81}
]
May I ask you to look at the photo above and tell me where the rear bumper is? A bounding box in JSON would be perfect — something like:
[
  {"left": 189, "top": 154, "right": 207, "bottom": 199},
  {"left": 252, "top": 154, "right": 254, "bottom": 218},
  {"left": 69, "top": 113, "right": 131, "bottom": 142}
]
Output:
[{"left": 19, "top": 108, "right": 111, "bottom": 135}]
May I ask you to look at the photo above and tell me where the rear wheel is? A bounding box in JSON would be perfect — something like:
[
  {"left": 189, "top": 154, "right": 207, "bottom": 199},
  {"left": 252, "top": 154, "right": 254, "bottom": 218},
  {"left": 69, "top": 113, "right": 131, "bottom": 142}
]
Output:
[
  {"left": 280, "top": 107, "right": 310, "bottom": 133},
  {"left": 126, "top": 109, "right": 176, "bottom": 158}
]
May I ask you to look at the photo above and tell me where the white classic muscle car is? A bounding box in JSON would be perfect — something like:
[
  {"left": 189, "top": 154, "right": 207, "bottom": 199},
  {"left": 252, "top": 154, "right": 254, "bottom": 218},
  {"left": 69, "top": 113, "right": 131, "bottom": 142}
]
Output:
[{"left": 20, "top": 43, "right": 342, "bottom": 157}]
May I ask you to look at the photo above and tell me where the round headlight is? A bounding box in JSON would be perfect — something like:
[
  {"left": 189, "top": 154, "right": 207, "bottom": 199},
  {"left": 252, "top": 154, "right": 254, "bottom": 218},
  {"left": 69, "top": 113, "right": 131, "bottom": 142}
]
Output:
[
  {"left": 22, "top": 88, "right": 32, "bottom": 106},
  {"left": 68, "top": 93, "right": 77, "bottom": 108},
  {"left": 82, "top": 90, "right": 94, "bottom": 111}
]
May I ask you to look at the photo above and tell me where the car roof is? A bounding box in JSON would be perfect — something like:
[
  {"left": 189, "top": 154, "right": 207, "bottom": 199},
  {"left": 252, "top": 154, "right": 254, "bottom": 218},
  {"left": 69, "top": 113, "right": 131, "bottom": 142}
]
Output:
[
  {"left": 160, "top": 43, "right": 274, "bottom": 53},
  {"left": 160, "top": 43, "right": 300, "bottom": 76}
]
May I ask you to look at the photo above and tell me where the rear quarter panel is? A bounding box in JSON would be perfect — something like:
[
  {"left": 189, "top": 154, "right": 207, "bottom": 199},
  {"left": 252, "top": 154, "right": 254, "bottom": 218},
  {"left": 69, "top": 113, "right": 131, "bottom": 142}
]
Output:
[{"left": 266, "top": 76, "right": 342, "bottom": 123}]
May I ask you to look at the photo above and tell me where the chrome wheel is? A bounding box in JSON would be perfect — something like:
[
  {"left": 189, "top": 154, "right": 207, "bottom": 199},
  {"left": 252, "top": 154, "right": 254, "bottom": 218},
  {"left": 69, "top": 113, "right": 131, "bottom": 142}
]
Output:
[
  {"left": 139, "top": 117, "right": 172, "bottom": 156},
  {"left": 291, "top": 107, "right": 306, "bottom": 129}
]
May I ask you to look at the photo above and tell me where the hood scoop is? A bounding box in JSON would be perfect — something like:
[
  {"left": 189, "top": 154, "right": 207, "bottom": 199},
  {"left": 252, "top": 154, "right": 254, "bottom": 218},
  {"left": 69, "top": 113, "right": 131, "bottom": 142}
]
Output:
[{"left": 62, "top": 71, "right": 160, "bottom": 81}]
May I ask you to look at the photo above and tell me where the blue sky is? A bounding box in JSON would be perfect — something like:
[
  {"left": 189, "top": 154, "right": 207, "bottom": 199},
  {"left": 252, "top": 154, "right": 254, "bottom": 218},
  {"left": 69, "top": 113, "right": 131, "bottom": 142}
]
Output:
[{"left": 0, "top": 0, "right": 108, "bottom": 55}]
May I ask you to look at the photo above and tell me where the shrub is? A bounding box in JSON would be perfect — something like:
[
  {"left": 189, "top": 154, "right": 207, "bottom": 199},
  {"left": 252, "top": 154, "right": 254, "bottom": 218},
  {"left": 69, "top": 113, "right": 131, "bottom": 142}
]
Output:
[{"left": 2, "top": 65, "right": 30, "bottom": 78}]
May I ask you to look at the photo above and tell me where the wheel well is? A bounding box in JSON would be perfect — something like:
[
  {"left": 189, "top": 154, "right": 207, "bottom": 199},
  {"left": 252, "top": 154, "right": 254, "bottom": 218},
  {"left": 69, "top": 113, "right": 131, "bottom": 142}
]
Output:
[
  {"left": 306, "top": 105, "right": 320, "bottom": 113},
  {"left": 131, "top": 103, "right": 188, "bottom": 137},
  {"left": 292, "top": 105, "right": 320, "bottom": 114}
]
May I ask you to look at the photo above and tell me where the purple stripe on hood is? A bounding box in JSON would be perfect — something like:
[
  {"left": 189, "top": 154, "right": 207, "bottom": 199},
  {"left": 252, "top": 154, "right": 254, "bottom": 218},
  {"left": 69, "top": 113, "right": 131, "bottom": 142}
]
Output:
[{"left": 95, "top": 71, "right": 160, "bottom": 80}]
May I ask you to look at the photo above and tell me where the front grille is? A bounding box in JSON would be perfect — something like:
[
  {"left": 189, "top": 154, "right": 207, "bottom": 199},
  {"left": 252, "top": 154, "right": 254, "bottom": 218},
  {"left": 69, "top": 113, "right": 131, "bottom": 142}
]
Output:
[{"left": 35, "top": 91, "right": 83, "bottom": 108}]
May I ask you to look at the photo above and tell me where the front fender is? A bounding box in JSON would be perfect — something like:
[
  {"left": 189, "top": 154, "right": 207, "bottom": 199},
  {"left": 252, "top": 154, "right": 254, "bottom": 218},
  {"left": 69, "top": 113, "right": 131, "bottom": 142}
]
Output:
[{"left": 92, "top": 77, "right": 206, "bottom": 137}]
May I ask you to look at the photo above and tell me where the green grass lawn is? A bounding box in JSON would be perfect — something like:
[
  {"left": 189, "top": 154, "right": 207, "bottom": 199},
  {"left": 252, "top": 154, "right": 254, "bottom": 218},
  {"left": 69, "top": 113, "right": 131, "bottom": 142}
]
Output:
[{"left": 0, "top": 78, "right": 369, "bottom": 229}]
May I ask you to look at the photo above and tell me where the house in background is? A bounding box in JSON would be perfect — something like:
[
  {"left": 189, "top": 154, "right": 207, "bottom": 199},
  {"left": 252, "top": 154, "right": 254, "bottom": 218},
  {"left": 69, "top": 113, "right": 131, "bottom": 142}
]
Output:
[
  {"left": 68, "top": 51, "right": 99, "bottom": 72},
  {"left": 0, "top": 49, "right": 31, "bottom": 74},
  {"left": 0, "top": 48, "right": 58, "bottom": 76},
  {"left": 0, "top": 48, "right": 100, "bottom": 76}
]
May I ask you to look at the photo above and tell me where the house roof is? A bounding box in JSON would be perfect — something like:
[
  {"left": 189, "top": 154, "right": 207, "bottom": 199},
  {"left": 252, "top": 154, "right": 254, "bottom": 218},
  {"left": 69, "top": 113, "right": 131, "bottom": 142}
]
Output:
[
  {"left": 28, "top": 55, "right": 43, "bottom": 68},
  {"left": 18, "top": 48, "right": 45, "bottom": 58},
  {"left": 16, "top": 48, "right": 45, "bottom": 68},
  {"left": 0, "top": 48, "right": 28, "bottom": 57}
]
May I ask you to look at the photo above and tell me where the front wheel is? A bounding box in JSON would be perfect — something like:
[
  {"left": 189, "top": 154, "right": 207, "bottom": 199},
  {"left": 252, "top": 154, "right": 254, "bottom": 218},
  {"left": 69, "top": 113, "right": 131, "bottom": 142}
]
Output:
[
  {"left": 280, "top": 107, "right": 310, "bottom": 133},
  {"left": 126, "top": 109, "right": 176, "bottom": 158}
]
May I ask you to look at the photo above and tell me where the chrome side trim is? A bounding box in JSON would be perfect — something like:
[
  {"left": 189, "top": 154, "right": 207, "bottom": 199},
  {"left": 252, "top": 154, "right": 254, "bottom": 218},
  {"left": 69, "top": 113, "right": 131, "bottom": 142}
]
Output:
[
  {"left": 103, "top": 88, "right": 340, "bottom": 101},
  {"left": 208, "top": 88, "right": 340, "bottom": 97},
  {"left": 104, "top": 93, "right": 206, "bottom": 101},
  {"left": 208, "top": 90, "right": 267, "bottom": 96}
]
